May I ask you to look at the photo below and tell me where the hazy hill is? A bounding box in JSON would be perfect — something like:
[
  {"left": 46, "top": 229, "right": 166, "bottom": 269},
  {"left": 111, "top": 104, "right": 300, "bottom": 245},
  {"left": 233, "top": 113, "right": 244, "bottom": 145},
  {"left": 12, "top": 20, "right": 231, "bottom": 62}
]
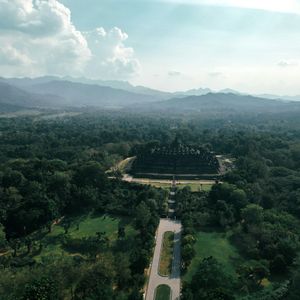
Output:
[
  {"left": 0, "top": 81, "right": 64, "bottom": 112},
  {"left": 130, "top": 93, "right": 300, "bottom": 115},
  {"left": 22, "top": 80, "right": 160, "bottom": 107},
  {"left": 0, "top": 76, "right": 59, "bottom": 88},
  {"left": 2, "top": 77, "right": 300, "bottom": 115},
  {"left": 174, "top": 87, "right": 212, "bottom": 97},
  {"left": 0, "top": 76, "right": 172, "bottom": 100}
]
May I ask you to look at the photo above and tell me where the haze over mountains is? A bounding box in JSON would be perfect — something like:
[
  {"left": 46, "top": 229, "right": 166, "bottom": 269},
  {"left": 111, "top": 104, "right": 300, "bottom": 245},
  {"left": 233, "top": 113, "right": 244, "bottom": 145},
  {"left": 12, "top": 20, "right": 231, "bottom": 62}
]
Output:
[{"left": 1, "top": 76, "right": 300, "bottom": 115}]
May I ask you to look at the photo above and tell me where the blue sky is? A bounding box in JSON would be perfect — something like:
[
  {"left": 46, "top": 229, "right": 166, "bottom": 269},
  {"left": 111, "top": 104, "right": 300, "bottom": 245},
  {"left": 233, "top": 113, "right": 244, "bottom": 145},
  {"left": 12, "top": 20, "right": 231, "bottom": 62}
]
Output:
[{"left": 1, "top": 0, "right": 300, "bottom": 94}]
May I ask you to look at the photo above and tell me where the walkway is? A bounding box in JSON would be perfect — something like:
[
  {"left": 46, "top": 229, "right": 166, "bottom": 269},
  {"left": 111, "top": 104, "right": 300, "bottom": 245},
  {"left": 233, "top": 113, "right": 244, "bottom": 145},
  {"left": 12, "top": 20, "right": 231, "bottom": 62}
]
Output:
[{"left": 145, "top": 218, "right": 182, "bottom": 300}]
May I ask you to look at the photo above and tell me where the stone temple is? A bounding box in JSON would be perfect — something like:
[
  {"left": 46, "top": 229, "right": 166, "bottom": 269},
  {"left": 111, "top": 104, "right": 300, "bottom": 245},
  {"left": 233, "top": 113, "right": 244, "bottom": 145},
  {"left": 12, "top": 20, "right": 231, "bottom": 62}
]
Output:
[{"left": 130, "top": 139, "right": 220, "bottom": 180}]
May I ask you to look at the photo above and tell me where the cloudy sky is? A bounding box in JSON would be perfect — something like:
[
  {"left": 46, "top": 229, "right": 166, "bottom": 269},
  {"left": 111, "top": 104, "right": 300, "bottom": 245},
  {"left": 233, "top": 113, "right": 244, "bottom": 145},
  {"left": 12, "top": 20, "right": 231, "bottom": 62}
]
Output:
[{"left": 1, "top": 0, "right": 300, "bottom": 94}]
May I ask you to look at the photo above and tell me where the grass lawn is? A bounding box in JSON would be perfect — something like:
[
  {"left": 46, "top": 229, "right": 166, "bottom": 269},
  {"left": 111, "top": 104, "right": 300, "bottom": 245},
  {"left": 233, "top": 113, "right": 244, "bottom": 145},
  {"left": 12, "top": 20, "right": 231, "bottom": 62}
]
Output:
[
  {"left": 159, "top": 231, "right": 174, "bottom": 276},
  {"left": 184, "top": 231, "right": 243, "bottom": 282},
  {"left": 155, "top": 284, "right": 171, "bottom": 300},
  {"left": 34, "top": 214, "right": 135, "bottom": 260}
]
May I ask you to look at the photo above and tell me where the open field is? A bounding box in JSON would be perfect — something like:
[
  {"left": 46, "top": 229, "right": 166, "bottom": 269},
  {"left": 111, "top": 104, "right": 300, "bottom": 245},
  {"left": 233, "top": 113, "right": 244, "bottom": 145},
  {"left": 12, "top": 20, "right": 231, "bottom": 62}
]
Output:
[
  {"left": 0, "top": 214, "right": 136, "bottom": 260},
  {"left": 37, "top": 214, "right": 135, "bottom": 259},
  {"left": 158, "top": 231, "right": 174, "bottom": 276},
  {"left": 155, "top": 284, "right": 171, "bottom": 300},
  {"left": 184, "top": 231, "right": 243, "bottom": 283}
]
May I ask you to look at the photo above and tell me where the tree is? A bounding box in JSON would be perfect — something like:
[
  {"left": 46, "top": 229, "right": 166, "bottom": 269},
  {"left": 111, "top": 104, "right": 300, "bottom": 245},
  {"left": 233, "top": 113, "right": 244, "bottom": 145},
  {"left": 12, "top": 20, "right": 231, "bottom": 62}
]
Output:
[
  {"left": 185, "top": 257, "right": 233, "bottom": 299},
  {"left": 118, "top": 225, "right": 126, "bottom": 240},
  {"left": 288, "top": 271, "right": 300, "bottom": 300},
  {"left": 182, "top": 243, "right": 195, "bottom": 270},
  {"left": 73, "top": 161, "right": 107, "bottom": 189},
  {"left": 22, "top": 277, "right": 58, "bottom": 300},
  {"left": 74, "top": 259, "right": 115, "bottom": 300},
  {"left": 241, "top": 204, "right": 263, "bottom": 233},
  {"left": 134, "top": 201, "right": 151, "bottom": 230}
]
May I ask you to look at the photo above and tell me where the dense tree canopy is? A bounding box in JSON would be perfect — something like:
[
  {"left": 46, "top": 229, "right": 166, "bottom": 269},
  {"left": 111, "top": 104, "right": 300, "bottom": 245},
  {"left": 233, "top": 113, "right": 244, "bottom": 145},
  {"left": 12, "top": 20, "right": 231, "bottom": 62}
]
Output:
[{"left": 1, "top": 110, "right": 300, "bottom": 299}]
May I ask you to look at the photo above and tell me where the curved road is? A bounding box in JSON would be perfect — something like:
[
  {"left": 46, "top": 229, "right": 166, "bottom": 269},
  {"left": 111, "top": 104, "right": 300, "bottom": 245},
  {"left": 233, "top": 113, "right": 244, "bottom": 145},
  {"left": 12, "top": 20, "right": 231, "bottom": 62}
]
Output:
[{"left": 145, "top": 218, "right": 182, "bottom": 300}]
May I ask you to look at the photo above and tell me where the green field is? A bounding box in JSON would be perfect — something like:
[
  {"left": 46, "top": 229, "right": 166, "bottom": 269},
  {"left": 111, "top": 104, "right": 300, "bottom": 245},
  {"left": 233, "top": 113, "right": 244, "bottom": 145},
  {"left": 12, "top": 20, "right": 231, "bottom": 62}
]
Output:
[
  {"left": 184, "top": 231, "right": 242, "bottom": 282},
  {"left": 159, "top": 231, "right": 174, "bottom": 276},
  {"left": 33, "top": 214, "right": 135, "bottom": 260},
  {"left": 155, "top": 284, "right": 171, "bottom": 300}
]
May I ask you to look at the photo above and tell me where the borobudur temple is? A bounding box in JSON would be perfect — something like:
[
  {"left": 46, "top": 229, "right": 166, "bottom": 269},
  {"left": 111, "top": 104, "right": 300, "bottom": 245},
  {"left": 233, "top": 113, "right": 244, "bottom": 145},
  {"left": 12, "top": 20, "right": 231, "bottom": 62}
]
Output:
[{"left": 130, "top": 139, "right": 221, "bottom": 180}]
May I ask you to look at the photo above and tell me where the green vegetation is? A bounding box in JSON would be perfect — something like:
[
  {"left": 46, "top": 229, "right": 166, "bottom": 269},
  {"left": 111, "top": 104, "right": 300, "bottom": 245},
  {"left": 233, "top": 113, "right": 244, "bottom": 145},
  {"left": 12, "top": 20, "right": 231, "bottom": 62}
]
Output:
[
  {"left": 159, "top": 231, "right": 174, "bottom": 276},
  {"left": 184, "top": 231, "right": 242, "bottom": 282},
  {"left": 155, "top": 284, "right": 171, "bottom": 300},
  {"left": 1, "top": 110, "right": 300, "bottom": 299},
  {"left": 34, "top": 214, "right": 135, "bottom": 260}
]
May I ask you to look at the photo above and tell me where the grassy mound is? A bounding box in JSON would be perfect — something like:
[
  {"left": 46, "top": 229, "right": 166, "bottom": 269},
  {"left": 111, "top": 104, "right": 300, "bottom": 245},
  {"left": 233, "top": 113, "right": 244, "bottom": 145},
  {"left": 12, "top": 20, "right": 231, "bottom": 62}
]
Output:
[{"left": 155, "top": 284, "right": 171, "bottom": 300}]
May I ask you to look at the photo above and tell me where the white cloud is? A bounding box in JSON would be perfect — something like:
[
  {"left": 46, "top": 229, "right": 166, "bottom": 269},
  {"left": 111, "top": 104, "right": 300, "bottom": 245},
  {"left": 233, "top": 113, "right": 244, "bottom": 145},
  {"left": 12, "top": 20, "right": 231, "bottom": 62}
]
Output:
[
  {"left": 161, "top": 0, "right": 300, "bottom": 14},
  {"left": 0, "top": 45, "right": 32, "bottom": 65},
  {"left": 208, "top": 71, "right": 223, "bottom": 78},
  {"left": 168, "top": 70, "right": 182, "bottom": 77},
  {"left": 277, "top": 60, "right": 299, "bottom": 67},
  {"left": 85, "top": 27, "right": 140, "bottom": 79},
  {"left": 0, "top": 0, "right": 140, "bottom": 79}
]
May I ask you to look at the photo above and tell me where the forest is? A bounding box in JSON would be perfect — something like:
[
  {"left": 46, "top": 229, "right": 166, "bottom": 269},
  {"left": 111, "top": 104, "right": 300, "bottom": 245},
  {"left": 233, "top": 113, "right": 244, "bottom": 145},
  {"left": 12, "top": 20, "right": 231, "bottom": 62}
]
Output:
[{"left": 0, "top": 110, "right": 300, "bottom": 299}]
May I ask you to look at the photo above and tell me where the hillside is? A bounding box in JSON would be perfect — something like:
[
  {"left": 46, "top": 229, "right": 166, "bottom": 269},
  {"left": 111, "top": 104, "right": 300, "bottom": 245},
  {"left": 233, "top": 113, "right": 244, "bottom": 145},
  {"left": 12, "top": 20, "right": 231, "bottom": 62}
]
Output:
[
  {"left": 22, "top": 80, "right": 160, "bottom": 107},
  {"left": 0, "top": 79, "right": 163, "bottom": 110},
  {"left": 130, "top": 93, "right": 300, "bottom": 115},
  {"left": 0, "top": 81, "right": 65, "bottom": 111}
]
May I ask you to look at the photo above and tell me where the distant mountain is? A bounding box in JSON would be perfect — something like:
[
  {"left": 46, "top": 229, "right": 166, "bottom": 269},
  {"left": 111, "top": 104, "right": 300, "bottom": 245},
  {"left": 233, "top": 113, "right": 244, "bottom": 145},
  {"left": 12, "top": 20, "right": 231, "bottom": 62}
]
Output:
[
  {"left": 0, "top": 76, "right": 172, "bottom": 100},
  {"left": 0, "top": 76, "right": 59, "bottom": 88},
  {"left": 0, "top": 81, "right": 63, "bottom": 111},
  {"left": 174, "top": 88, "right": 212, "bottom": 97},
  {"left": 130, "top": 93, "right": 300, "bottom": 115},
  {"left": 0, "top": 79, "right": 162, "bottom": 111},
  {"left": 23, "top": 80, "right": 159, "bottom": 107},
  {"left": 61, "top": 77, "right": 173, "bottom": 99},
  {"left": 258, "top": 93, "right": 300, "bottom": 102},
  {"left": 219, "top": 88, "right": 241, "bottom": 95},
  {"left": 2, "top": 76, "right": 300, "bottom": 115},
  {"left": 62, "top": 76, "right": 135, "bottom": 91}
]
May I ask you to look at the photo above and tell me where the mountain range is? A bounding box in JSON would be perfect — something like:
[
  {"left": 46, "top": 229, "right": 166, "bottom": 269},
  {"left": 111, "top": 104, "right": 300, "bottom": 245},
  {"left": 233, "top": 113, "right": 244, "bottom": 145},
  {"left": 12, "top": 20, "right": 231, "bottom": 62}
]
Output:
[{"left": 1, "top": 76, "right": 300, "bottom": 114}]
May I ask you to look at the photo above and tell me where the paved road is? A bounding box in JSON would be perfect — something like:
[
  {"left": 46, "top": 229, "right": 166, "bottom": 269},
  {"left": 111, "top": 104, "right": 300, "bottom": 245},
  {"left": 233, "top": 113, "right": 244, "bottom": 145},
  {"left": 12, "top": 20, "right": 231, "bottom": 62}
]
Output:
[{"left": 145, "top": 218, "right": 182, "bottom": 300}]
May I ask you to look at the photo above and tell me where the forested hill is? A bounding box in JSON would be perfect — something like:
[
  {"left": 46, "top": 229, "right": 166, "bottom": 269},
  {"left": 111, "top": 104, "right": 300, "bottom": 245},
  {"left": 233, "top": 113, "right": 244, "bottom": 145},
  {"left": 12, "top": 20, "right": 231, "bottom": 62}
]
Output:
[
  {"left": 0, "top": 81, "right": 64, "bottom": 111},
  {"left": 26, "top": 80, "right": 160, "bottom": 107},
  {"left": 0, "top": 79, "right": 159, "bottom": 111},
  {"left": 130, "top": 93, "right": 300, "bottom": 115},
  {"left": 2, "top": 78, "right": 300, "bottom": 115}
]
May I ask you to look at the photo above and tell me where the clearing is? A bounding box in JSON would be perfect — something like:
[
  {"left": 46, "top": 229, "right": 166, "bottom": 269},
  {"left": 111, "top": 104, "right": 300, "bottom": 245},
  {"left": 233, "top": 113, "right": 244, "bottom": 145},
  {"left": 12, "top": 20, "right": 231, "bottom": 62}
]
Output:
[{"left": 184, "top": 231, "right": 243, "bottom": 282}]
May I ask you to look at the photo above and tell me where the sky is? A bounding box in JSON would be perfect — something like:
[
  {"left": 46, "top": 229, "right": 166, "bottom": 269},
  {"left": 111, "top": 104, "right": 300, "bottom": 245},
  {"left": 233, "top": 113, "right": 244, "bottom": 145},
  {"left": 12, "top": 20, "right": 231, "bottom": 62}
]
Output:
[{"left": 1, "top": 0, "right": 300, "bottom": 94}]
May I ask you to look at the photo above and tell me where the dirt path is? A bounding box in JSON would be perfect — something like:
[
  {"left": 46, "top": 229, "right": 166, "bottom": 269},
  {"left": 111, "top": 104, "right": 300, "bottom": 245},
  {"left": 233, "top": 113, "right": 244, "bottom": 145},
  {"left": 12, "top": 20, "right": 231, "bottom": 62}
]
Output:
[{"left": 145, "top": 218, "right": 182, "bottom": 300}]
